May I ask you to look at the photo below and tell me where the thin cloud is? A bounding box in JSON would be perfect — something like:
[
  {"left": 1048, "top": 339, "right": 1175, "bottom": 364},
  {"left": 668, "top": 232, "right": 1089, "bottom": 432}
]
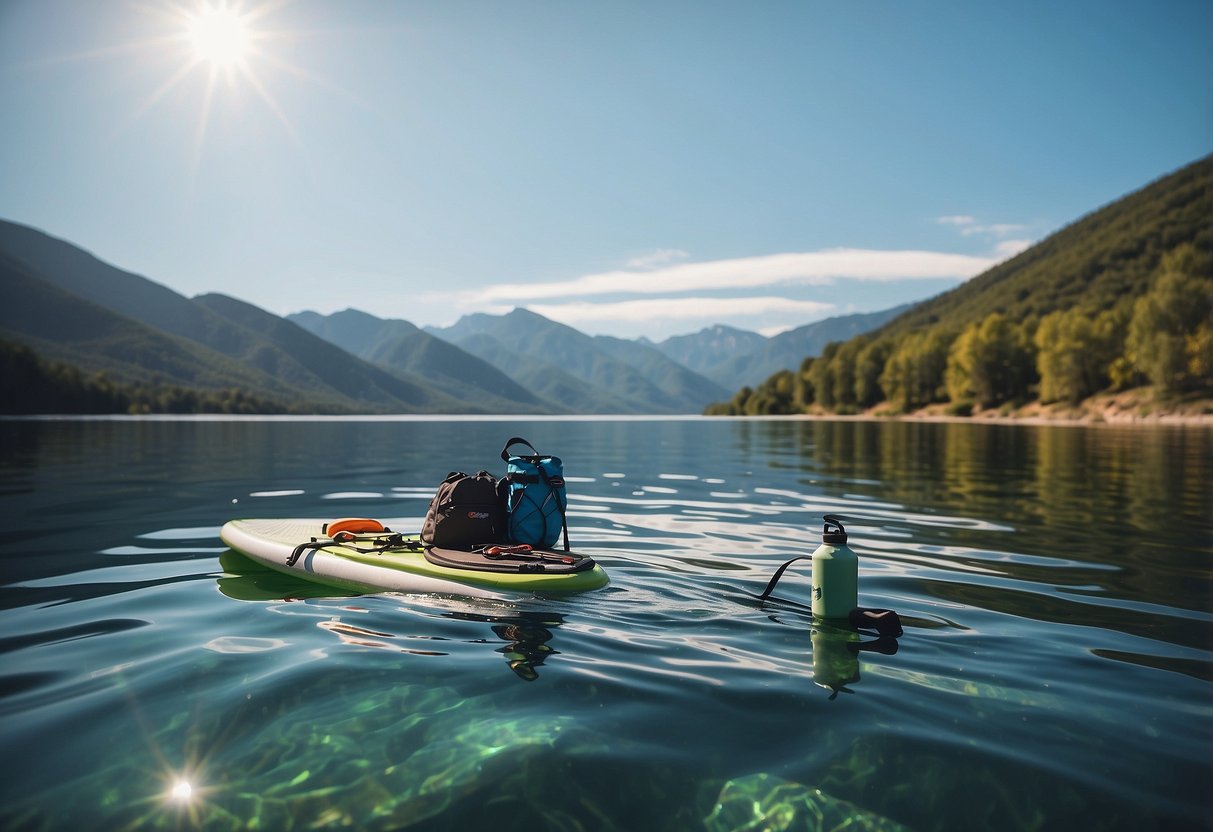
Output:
[
  {"left": 464, "top": 248, "right": 996, "bottom": 305},
  {"left": 526, "top": 295, "right": 835, "bottom": 324},
  {"left": 995, "top": 239, "right": 1033, "bottom": 258},
  {"left": 626, "top": 249, "right": 690, "bottom": 269},
  {"left": 961, "top": 223, "right": 1026, "bottom": 238},
  {"left": 938, "top": 214, "right": 1028, "bottom": 238}
]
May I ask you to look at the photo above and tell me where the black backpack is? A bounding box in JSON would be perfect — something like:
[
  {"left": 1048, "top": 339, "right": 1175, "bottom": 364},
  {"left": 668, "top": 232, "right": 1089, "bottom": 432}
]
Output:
[{"left": 420, "top": 471, "right": 505, "bottom": 549}]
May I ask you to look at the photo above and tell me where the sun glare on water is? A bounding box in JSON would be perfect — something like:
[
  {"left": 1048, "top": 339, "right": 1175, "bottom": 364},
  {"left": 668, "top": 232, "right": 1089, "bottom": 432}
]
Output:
[
  {"left": 162, "top": 770, "right": 211, "bottom": 826},
  {"left": 169, "top": 779, "right": 193, "bottom": 802}
]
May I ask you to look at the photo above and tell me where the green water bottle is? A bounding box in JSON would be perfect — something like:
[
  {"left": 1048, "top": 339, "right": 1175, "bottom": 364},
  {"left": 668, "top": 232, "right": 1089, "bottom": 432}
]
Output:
[{"left": 811, "top": 515, "right": 858, "bottom": 619}]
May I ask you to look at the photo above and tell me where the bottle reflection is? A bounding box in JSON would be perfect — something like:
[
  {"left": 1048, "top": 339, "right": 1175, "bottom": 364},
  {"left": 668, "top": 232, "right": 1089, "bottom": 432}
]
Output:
[
  {"left": 811, "top": 623, "right": 859, "bottom": 697},
  {"left": 810, "top": 619, "right": 900, "bottom": 700}
]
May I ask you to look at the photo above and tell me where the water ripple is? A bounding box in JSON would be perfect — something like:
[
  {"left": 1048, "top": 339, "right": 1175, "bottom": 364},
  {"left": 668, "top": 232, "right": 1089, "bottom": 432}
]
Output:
[{"left": 2, "top": 418, "right": 1209, "bottom": 832}]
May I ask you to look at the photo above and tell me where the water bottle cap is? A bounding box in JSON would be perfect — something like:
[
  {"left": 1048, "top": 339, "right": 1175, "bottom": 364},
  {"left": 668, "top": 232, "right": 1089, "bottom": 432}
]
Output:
[{"left": 822, "top": 514, "right": 848, "bottom": 545}]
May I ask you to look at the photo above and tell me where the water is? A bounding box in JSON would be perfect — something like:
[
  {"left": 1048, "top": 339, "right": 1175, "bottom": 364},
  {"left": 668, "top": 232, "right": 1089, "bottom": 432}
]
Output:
[{"left": 1, "top": 416, "right": 1210, "bottom": 831}]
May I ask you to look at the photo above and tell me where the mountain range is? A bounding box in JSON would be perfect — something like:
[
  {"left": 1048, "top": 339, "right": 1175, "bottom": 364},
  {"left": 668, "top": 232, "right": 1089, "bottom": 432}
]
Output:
[
  {"left": 0, "top": 219, "right": 900, "bottom": 414},
  {"left": 4, "top": 156, "right": 1207, "bottom": 417}
]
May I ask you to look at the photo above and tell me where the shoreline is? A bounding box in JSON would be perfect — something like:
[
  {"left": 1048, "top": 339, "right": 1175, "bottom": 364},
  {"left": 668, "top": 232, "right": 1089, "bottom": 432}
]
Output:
[
  {"left": 793, "top": 411, "right": 1213, "bottom": 428},
  {"left": 797, "top": 391, "right": 1213, "bottom": 428}
]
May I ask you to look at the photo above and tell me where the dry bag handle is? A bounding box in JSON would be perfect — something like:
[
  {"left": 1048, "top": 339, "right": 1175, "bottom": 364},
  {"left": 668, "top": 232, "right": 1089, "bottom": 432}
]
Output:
[{"left": 501, "top": 437, "right": 542, "bottom": 462}]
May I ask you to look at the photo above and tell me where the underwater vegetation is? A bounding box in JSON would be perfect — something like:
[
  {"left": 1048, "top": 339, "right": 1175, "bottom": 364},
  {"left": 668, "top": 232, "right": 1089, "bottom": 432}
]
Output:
[{"left": 704, "top": 773, "right": 910, "bottom": 832}]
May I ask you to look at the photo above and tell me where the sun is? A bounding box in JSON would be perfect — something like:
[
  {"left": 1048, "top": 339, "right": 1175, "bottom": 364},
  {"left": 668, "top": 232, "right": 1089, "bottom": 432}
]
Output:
[
  {"left": 76, "top": 0, "right": 326, "bottom": 169},
  {"left": 186, "top": 3, "right": 253, "bottom": 69}
]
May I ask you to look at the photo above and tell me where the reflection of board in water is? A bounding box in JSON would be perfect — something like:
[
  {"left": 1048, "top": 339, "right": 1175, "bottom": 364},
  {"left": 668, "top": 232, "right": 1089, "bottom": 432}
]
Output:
[
  {"left": 218, "top": 548, "right": 570, "bottom": 680},
  {"left": 216, "top": 556, "right": 570, "bottom": 680},
  {"left": 451, "top": 610, "right": 565, "bottom": 681},
  {"left": 309, "top": 610, "right": 566, "bottom": 680},
  {"left": 217, "top": 549, "right": 358, "bottom": 602}
]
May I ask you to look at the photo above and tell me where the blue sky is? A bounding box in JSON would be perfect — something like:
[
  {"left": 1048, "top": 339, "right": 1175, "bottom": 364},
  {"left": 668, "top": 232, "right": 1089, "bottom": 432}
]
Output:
[{"left": 1, "top": 0, "right": 1209, "bottom": 340}]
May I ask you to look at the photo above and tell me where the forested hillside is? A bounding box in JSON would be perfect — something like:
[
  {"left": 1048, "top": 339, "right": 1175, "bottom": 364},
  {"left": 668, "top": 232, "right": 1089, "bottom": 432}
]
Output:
[
  {"left": 709, "top": 156, "right": 1213, "bottom": 416},
  {"left": 0, "top": 338, "right": 291, "bottom": 414},
  {"left": 0, "top": 223, "right": 477, "bottom": 413}
]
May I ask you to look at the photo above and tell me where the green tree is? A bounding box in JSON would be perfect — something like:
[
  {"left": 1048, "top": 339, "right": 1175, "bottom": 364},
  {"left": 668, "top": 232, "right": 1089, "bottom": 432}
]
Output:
[
  {"left": 827, "top": 338, "right": 867, "bottom": 412},
  {"left": 809, "top": 342, "right": 841, "bottom": 410},
  {"left": 1189, "top": 321, "right": 1213, "bottom": 386},
  {"left": 744, "top": 370, "right": 797, "bottom": 415},
  {"left": 880, "top": 328, "right": 954, "bottom": 411},
  {"left": 1035, "top": 307, "right": 1120, "bottom": 403},
  {"left": 793, "top": 356, "right": 815, "bottom": 410},
  {"left": 946, "top": 313, "right": 1035, "bottom": 408},
  {"left": 705, "top": 385, "right": 754, "bottom": 415},
  {"left": 854, "top": 339, "right": 892, "bottom": 408},
  {"left": 1124, "top": 244, "right": 1213, "bottom": 394}
]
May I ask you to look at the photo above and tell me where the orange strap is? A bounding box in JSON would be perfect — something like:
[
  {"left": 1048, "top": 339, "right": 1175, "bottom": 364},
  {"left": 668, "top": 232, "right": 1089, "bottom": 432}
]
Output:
[{"left": 323, "top": 518, "right": 386, "bottom": 537}]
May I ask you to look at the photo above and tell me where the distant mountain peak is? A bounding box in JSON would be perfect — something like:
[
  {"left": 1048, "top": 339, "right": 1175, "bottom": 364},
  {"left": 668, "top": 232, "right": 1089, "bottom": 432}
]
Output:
[
  {"left": 653, "top": 323, "right": 768, "bottom": 378},
  {"left": 424, "top": 306, "right": 729, "bottom": 413},
  {"left": 663, "top": 305, "right": 912, "bottom": 390}
]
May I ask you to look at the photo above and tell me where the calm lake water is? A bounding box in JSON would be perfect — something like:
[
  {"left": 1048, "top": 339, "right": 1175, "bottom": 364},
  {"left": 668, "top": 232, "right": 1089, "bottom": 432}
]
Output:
[{"left": 1, "top": 416, "right": 1210, "bottom": 831}]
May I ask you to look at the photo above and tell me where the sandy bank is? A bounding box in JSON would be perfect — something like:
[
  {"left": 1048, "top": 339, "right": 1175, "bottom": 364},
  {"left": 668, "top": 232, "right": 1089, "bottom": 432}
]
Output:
[{"left": 799, "top": 390, "right": 1213, "bottom": 427}]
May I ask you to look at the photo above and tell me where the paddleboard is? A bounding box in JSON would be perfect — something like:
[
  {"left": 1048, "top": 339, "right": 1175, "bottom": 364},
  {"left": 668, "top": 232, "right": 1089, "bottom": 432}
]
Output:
[{"left": 219, "top": 518, "right": 609, "bottom": 598}]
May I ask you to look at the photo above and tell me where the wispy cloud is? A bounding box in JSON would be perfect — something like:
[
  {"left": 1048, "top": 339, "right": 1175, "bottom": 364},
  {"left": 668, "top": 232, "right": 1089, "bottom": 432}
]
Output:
[
  {"left": 466, "top": 248, "right": 996, "bottom": 305},
  {"left": 937, "top": 215, "right": 977, "bottom": 226},
  {"left": 523, "top": 295, "right": 835, "bottom": 325},
  {"left": 995, "top": 239, "right": 1033, "bottom": 258},
  {"left": 415, "top": 245, "right": 1010, "bottom": 339},
  {"left": 937, "top": 215, "right": 1028, "bottom": 238},
  {"left": 962, "top": 223, "right": 1026, "bottom": 237},
  {"left": 626, "top": 248, "right": 690, "bottom": 269}
]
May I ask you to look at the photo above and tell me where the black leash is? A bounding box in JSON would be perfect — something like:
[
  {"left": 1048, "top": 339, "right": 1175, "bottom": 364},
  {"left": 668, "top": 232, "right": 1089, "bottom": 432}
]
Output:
[
  {"left": 755, "top": 554, "right": 904, "bottom": 637},
  {"left": 756, "top": 555, "right": 813, "bottom": 601}
]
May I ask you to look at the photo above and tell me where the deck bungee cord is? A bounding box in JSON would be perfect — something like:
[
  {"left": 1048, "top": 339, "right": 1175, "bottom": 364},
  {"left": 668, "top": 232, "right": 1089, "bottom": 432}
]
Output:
[{"left": 286, "top": 523, "right": 419, "bottom": 567}]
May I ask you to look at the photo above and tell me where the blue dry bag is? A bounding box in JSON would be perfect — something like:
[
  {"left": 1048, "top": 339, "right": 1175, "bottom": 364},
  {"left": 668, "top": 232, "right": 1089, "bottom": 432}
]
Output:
[{"left": 499, "top": 437, "right": 569, "bottom": 550}]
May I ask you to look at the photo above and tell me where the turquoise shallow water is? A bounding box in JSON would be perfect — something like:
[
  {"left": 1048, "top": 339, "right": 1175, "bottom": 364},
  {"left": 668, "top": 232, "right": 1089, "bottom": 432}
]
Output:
[{"left": 1, "top": 416, "right": 1210, "bottom": 831}]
